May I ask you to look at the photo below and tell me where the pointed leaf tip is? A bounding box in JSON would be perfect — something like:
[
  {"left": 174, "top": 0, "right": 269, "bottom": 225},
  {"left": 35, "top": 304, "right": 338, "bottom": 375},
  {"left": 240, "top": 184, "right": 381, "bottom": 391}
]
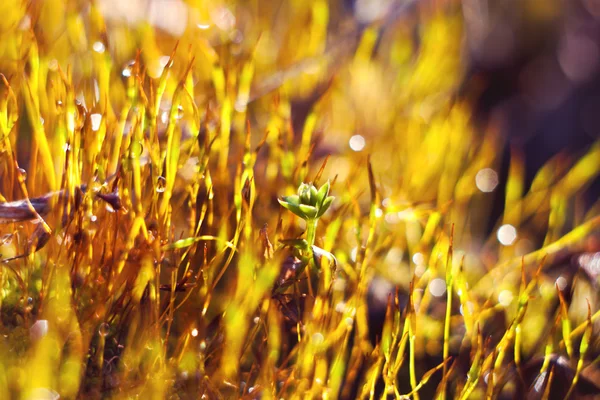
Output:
[{"left": 317, "top": 196, "right": 334, "bottom": 218}]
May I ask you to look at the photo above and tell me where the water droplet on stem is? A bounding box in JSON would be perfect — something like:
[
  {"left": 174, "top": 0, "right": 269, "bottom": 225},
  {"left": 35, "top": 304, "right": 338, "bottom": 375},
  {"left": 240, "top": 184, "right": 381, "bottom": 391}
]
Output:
[
  {"left": 156, "top": 176, "right": 166, "bottom": 193},
  {"left": 98, "top": 322, "right": 110, "bottom": 337}
]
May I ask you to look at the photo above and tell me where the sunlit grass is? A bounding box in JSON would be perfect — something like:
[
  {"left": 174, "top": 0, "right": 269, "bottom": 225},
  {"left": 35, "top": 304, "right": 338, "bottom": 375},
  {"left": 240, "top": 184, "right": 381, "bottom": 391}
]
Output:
[{"left": 0, "top": 1, "right": 598, "bottom": 399}]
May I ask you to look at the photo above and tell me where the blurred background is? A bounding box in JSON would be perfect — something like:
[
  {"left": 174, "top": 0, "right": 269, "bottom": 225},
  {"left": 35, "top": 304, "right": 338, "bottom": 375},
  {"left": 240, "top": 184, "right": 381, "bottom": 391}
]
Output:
[
  {"left": 84, "top": 0, "right": 600, "bottom": 164},
  {"left": 88, "top": 0, "right": 600, "bottom": 214},
  {"left": 2, "top": 0, "right": 598, "bottom": 201}
]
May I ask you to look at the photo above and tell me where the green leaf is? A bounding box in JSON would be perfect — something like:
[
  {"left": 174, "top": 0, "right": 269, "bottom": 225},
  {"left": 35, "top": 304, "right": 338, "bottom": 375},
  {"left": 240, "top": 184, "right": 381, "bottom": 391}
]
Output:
[
  {"left": 278, "top": 198, "right": 307, "bottom": 219},
  {"left": 298, "top": 204, "right": 318, "bottom": 219},
  {"left": 298, "top": 183, "right": 312, "bottom": 205},
  {"left": 316, "top": 196, "right": 334, "bottom": 218},
  {"left": 281, "top": 195, "right": 300, "bottom": 205},
  {"left": 316, "top": 180, "right": 330, "bottom": 207},
  {"left": 309, "top": 185, "right": 319, "bottom": 206}
]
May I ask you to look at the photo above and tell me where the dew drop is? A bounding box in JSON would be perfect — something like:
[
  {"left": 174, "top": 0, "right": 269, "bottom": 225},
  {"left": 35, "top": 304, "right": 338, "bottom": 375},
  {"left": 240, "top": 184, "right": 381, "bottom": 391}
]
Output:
[
  {"left": 92, "top": 41, "right": 105, "bottom": 53},
  {"left": 176, "top": 105, "right": 184, "bottom": 120},
  {"left": 497, "top": 224, "right": 517, "bottom": 246},
  {"left": 17, "top": 168, "right": 27, "bottom": 181},
  {"left": 429, "top": 278, "right": 446, "bottom": 297},
  {"left": 98, "top": 322, "right": 110, "bottom": 337},
  {"left": 475, "top": 168, "right": 499, "bottom": 192},
  {"left": 349, "top": 134, "right": 366, "bottom": 151},
  {"left": 412, "top": 252, "right": 425, "bottom": 266},
  {"left": 156, "top": 176, "right": 166, "bottom": 193},
  {"left": 129, "top": 141, "right": 143, "bottom": 158},
  {"left": 122, "top": 61, "right": 135, "bottom": 78}
]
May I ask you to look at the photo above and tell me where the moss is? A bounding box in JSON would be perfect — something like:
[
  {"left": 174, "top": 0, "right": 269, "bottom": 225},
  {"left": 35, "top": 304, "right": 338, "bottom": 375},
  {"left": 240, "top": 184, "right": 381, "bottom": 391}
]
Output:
[{"left": 0, "top": 1, "right": 597, "bottom": 398}]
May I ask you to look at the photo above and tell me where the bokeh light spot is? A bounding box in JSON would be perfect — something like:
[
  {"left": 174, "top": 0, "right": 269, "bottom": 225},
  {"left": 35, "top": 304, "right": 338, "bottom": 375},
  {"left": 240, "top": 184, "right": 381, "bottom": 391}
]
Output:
[
  {"left": 429, "top": 278, "right": 446, "bottom": 297},
  {"left": 498, "top": 290, "right": 514, "bottom": 307},
  {"left": 497, "top": 224, "right": 517, "bottom": 246},
  {"left": 349, "top": 135, "right": 366, "bottom": 151},
  {"left": 475, "top": 168, "right": 499, "bottom": 192}
]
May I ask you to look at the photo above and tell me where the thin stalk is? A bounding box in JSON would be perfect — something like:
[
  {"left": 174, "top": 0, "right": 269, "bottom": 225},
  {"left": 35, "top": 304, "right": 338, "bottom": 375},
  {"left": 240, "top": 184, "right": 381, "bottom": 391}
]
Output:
[
  {"left": 441, "top": 226, "right": 454, "bottom": 400},
  {"left": 305, "top": 219, "right": 318, "bottom": 297},
  {"left": 409, "top": 328, "right": 419, "bottom": 400},
  {"left": 442, "top": 283, "right": 452, "bottom": 398},
  {"left": 306, "top": 218, "right": 318, "bottom": 247}
]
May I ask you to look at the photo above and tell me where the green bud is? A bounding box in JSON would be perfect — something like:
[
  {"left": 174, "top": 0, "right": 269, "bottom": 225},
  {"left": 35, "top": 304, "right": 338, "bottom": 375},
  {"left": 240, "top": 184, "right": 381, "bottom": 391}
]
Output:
[
  {"left": 298, "top": 183, "right": 312, "bottom": 205},
  {"left": 309, "top": 185, "right": 319, "bottom": 206},
  {"left": 298, "top": 204, "right": 318, "bottom": 219},
  {"left": 280, "top": 181, "right": 334, "bottom": 221}
]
